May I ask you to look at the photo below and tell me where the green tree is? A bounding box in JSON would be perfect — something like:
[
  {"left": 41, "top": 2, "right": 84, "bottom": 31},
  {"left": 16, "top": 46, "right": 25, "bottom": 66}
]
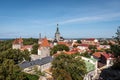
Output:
[
  {"left": 0, "top": 40, "right": 13, "bottom": 52},
  {"left": 77, "top": 39, "right": 81, "bottom": 44},
  {"left": 0, "top": 59, "right": 28, "bottom": 80},
  {"left": 23, "top": 38, "right": 38, "bottom": 45},
  {"left": 80, "top": 52, "right": 91, "bottom": 58},
  {"left": 31, "top": 43, "right": 39, "bottom": 54},
  {"left": 52, "top": 53, "right": 87, "bottom": 80},
  {"left": 88, "top": 45, "right": 97, "bottom": 53},
  {"left": 50, "top": 44, "right": 69, "bottom": 55},
  {"left": 115, "top": 26, "right": 120, "bottom": 44},
  {"left": 111, "top": 26, "right": 120, "bottom": 70},
  {"left": 0, "top": 49, "right": 30, "bottom": 64}
]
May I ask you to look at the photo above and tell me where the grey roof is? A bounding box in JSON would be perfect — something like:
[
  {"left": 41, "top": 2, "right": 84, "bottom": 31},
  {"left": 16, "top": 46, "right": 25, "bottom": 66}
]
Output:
[{"left": 18, "top": 56, "right": 53, "bottom": 69}]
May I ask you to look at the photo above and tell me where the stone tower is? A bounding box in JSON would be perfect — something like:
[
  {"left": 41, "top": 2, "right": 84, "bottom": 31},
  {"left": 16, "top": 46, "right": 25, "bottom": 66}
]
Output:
[{"left": 55, "top": 24, "right": 60, "bottom": 42}]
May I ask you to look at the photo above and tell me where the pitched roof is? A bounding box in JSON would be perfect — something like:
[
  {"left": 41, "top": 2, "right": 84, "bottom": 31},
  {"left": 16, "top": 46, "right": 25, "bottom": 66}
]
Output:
[
  {"left": 20, "top": 45, "right": 32, "bottom": 51},
  {"left": 58, "top": 41, "right": 69, "bottom": 46},
  {"left": 13, "top": 38, "right": 23, "bottom": 44},
  {"left": 101, "top": 52, "right": 111, "bottom": 59},
  {"left": 93, "top": 52, "right": 113, "bottom": 59},
  {"left": 93, "top": 52, "right": 101, "bottom": 58},
  {"left": 41, "top": 38, "right": 50, "bottom": 47},
  {"left": 19, "top": 56, "right": 53, "bottom": 69}
]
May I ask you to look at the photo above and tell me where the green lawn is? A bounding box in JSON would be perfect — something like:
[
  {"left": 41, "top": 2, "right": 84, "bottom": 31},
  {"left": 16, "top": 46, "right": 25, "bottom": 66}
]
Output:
[{"left": 85, "top": 61, "right": 95, "bottom": 72}]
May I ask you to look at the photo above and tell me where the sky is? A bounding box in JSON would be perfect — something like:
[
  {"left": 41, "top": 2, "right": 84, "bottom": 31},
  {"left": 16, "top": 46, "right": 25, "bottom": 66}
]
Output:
[{"left": 0, "top": 0, "right": 120, "bottom": 38}]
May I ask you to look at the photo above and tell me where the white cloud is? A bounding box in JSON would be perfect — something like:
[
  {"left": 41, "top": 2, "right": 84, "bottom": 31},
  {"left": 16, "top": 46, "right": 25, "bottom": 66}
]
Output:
[{"left": 57, "top": 12, "right": 120, "bottom": 24}]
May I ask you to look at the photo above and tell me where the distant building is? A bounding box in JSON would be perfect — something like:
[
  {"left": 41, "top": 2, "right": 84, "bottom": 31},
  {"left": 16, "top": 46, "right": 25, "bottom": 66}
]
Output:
[
  {"left": 12, "top": 37, "right": 23, "bottom": 49},
  {"left": 38, "top": 37, "right": 50, "bottom": 59},
  {"left": 55, "top": 24, "right": 61, "bottom": 42},
  {"left": 12, "top": 37, "right": 32, "bottom": 51},
  {"left": 19, "top": 56, "right": 53, "bottom": 73},
  {"left": 54, "top": 24, "right": 64, "bottom": 44},
  {"left": 81, "top": 38, "right": 99, "bottom": 45},
  {"left": 92, "top": 52, "right": 114, "bottom": 67},
  {"left": 77, "top": 44, "right": 89, "bottom": 53}
]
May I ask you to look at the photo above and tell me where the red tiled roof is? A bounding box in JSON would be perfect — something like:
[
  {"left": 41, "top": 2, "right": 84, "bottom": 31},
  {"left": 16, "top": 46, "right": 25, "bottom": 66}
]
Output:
[
  {"left": 65, "top": 51, "right": 76, "bottom": 55},
  {"left": 58, "top": 41, "right": 69, "bottom": 46},
  {"left": 21, "top": 45, "right": 32, "bottom": 51},
  {"left": 41, "top": 38, "right": 50, "bottom": 47},
  {"left": 78, "top": 44, "right": 89, "bottom": 47},
  {"left": 101, "top": 52, "right": 111, "bottom": 59},
  {"left": 93, "top": 52, "right": 101, "bottom": 58},
  {"left": 93, "top": 52, "right": 112, "bottom": 59},
  {"left": 13, "top": 38, "right": 23, "bottom": 44}
]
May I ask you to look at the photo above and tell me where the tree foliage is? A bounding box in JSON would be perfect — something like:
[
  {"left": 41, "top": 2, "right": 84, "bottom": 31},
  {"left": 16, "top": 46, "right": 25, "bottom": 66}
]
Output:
[
  {"left": 115, "top": 26, "right": 120, "bottom": 44},
  {"left": 0, "top": 49, "right": 30, "bottom": 64},
  {"left": 111, "top": 26, "right": 120, "bottom": 70},
  {"left": 77, "top": 39, "right": 81, "bottom": 44},
  {"left": 0, "top": 40, "right": 13, "bottom": 52},
  {"left": 52, "top": 53, "right": 87, "bottom": 80},
  {"left": 0, "top": 59, "right": 28, "bottom": 80},
  {"left": 0, "top": 39, "right": 39, "bottom": 80},
  {"left": 23, "top": 38, "right": 38, "bottom": 45},
  {"left": 31, "top": 43, "right": 39, "bottom": 54},
  {"left": 88, "top": 45, "right": 97, "bottom": 53},
  {"left": 50, "top": 44, "right": 69, "bottom": 55},
  {"left": 80, "top": 52, "right": 91, "bottom": 58}
]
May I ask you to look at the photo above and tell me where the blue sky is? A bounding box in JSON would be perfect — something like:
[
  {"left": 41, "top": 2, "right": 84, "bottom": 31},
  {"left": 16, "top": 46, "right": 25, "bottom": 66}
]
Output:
[{"left": 0, "top": 0, "right": 120, "bottom": 38}]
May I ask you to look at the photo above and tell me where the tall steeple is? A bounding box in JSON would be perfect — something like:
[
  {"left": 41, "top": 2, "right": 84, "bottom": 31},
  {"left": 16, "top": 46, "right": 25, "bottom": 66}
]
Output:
[
  {"left": 55, "top": 24, "right": 60, "bottom": 42},
  {"left": 56, "top": 24, "right": 60, "bottom": 34}
]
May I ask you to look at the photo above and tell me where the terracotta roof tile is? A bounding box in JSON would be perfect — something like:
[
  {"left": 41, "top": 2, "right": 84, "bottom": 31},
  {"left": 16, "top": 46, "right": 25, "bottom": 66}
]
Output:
[
  {"left": 41, "top": 38, "right": 50, "bottom": 47},
  {"left": 58, "top": 41, "right": 69, "bottom": 46},
  {"left": 93, "top": 52, "right": 101, "bottom": 58},
  {"left": 13, "top": 38, "right": 23, "bottom": 44}
]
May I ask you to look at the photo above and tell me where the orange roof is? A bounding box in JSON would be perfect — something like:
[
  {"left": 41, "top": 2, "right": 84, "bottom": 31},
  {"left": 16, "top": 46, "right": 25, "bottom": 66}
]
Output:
[
  {"left": 58, "top": 41, "right": 69, "bottom": 46},
  {"left": 13, "top": 38, "right": 23, "bottom": 44},
  {"left": 21, "top": 45, "right": 32, "bottom": 51},
  {"left": 65, "top": 51, "right": 75, "bottom": 55},
  {"left": 64, "top": 48, "right": 78, "bottom": 55},
  {"left": 41, "top": 38, "right": 50, "bottom": 47},
  {"left": 93, "top": 52, "right": 101, "bottom": 58}
]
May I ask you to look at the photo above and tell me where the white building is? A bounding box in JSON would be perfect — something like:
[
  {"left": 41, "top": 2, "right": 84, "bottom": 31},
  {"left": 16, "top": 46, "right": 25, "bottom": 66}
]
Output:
[
  {"left": 12, "top": 38, "right": 23, "bottom": 49},
  {"left": 38, "top": 37, "right": 50, "bottom": 59}
]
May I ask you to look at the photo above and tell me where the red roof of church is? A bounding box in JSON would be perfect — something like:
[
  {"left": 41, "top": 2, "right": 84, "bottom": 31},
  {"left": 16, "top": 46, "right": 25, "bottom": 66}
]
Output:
[
  {"left": 13, "top": 38, "right": 23, "bottom": 44},
  {"left": 41, "top": 38, "right": 50, "bottom": 47}
]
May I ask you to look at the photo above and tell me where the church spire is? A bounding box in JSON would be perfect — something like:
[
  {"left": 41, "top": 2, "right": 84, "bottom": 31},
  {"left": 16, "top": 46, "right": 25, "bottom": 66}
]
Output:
[{"left": 56, "top": 24, "right": 60, "bottom": 34}]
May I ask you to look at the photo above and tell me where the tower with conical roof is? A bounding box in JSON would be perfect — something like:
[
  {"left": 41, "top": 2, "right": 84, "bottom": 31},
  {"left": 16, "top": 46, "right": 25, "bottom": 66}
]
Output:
[{"left": 55, "top": 24, "right": 60, "bottom": 42}]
